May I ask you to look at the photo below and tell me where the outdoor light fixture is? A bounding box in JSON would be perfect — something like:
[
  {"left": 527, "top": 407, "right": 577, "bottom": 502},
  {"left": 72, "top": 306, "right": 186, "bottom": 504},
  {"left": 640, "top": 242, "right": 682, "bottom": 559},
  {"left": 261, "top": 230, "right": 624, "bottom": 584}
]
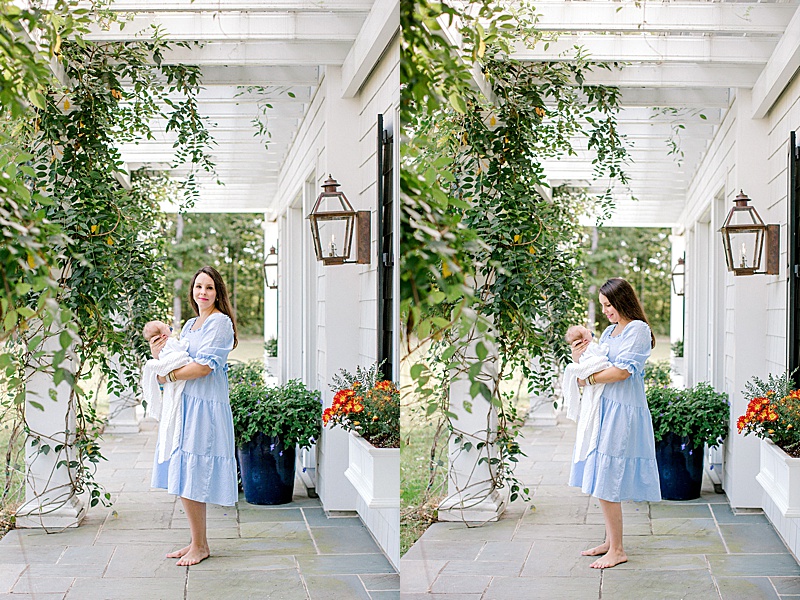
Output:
[
  {"left": 307, "top": 175, "right": 371, "bottom": 266},
  {"left": 719, "top": 190, "right": 779, "bottom": 276},
  {"left": 671, "top": 256, "right": 685, "bottom": 296},
  {"left": 263, "top": 245, "right": 278, "bottom": 290}
]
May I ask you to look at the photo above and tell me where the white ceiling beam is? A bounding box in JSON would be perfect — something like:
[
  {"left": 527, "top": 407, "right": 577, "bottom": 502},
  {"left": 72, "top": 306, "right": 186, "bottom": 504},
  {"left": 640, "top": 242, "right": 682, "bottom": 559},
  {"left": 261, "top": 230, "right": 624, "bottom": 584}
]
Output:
[
  {"left": 152, "top": 41, "right": 350, "bottom": 66},
  {"left": 752, "top": 4, "right": 800, "bottom": 118},
  {"left": 341, "top": 0, "right": 399, "bottom": 97},
  {"left": 105, "top": 1, "right": 374, "bottom": 13},
  {"left": 87, "top": 12, "right": 364, "bottom": 42},
  {"left": 531, "top": 1, "right": 798, "bottom": 35},
  {"left": 580, "top": 63, "right": 762, "bottom": 88},
  {"left": 514, "top": 35, "right": 775, "bottom": 65},
  {"left": 617, "top": 88, "right": 731, "bottom": 109},
  {"left": 167, "top": 66, "right": 319, "bottom": 86}
]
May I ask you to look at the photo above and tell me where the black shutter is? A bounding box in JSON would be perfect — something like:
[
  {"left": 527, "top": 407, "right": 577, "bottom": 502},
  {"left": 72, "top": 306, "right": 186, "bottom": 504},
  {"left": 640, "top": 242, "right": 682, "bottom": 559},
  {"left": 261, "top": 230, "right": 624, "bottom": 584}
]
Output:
[
  {"left": 788, "top": 131, "right": 800, "bottom": 386},
  {"left": 377, "top": 114, "right": 394, "bottom": 381}
]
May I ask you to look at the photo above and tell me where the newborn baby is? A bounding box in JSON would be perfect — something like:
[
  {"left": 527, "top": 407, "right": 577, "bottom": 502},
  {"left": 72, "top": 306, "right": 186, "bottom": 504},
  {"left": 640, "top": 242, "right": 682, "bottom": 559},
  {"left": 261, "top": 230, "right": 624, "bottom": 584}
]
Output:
[{"left": 142, "top": 320, "right": 190, "bottom": 463}]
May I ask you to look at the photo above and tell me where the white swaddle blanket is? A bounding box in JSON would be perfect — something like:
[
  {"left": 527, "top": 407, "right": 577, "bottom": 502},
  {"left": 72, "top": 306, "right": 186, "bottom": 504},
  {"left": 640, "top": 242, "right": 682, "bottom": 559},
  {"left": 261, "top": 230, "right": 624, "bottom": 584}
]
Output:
[
  {"left": 563, "top": 342, "right": 612, "bottom": 463},
  {"left": 142, "top": 338, "right": 191, "bottom": 464}
]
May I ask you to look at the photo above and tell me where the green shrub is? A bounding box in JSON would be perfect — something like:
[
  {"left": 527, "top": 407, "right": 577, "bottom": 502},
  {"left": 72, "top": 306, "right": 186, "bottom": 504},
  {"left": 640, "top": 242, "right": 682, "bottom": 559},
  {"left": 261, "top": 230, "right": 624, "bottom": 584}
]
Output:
[
  {"left": 229, "top": 361, "right": 321, "bottom": 448},
  {"left": 647, "top": 382, "right": 729, "bottom": 449}
]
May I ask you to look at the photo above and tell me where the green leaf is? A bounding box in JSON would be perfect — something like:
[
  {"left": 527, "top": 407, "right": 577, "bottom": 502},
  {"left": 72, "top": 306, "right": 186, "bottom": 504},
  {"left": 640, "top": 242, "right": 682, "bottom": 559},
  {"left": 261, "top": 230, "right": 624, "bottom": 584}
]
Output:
[{"left": 448, "top": 92, "right": 467, "bottom": 114}]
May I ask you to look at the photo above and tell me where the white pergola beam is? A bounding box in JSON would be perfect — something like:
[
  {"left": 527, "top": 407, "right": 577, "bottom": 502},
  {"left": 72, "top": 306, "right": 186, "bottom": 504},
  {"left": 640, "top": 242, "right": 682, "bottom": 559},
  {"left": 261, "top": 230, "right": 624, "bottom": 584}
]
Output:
[
  {"left": 514, "top": 35, "right": 775, "bottom": 65},
  {"left": 105, "top": 1, "right": 374, "bottom": 13},
  {"left": 531, "top": 1, "right": 798, "bottom": 35},
  {"left": 617, "top": 88, "right": 731, "bottom": 109},
  {"left": 151, "top": 66, "right": 320, "bottom": 86},
  {"left": 752, "top": 4, "right": 800, "bottom": 118},
  {"left": 151, "top": 41, "right": 350, "bottom": 66},
  {"left": 581, "top": 63, "right": 762, "bottom": 88},
  {"left": 341, "top": 0, "right": 399, "bottom": 97},
  {"left": 87, "top": 13, "right": 364, "bottom": 42}
]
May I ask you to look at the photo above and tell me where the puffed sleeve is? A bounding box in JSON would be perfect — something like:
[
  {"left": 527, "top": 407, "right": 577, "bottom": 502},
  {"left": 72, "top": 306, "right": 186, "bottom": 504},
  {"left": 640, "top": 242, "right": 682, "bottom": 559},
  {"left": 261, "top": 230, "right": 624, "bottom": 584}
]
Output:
[
  {"left": 193, "top": 314, "right": 234, "bottom": 371},
  {"left": 612, "top": 321, "right": 652, "bottom": 376}
]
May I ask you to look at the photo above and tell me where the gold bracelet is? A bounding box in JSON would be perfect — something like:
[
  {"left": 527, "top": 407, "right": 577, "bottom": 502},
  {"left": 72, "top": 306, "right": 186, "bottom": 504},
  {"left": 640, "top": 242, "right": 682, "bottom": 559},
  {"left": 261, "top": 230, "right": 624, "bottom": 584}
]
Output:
[
  {"left": 588, "top": 374, "right": 596, "bottom": 385},
  {"left": 168, "top": 371, "right": 177, "bottom": 383}
]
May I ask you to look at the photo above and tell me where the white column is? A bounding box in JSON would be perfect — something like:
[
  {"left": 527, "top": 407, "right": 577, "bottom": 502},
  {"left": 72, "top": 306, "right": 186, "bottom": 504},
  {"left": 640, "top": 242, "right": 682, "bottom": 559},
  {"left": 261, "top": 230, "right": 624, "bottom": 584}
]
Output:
[
  {"left": 670, "top": 232, "right": 686, "bottom": 387},
  {"left": 316, "top": 66, "right": 360, "bottom": 512},
  {"left": 16, "top": 332, "right": 86, "bottom": 528},
  {"left": 263, "top": 217, "right": 279, "bottom": 378},
  {"left": 104, "top": 353, "right": 141, "bottom": 434},
  {"left": 438, "top": 333, "right": 507, "bottom": 522},
  {"left": 724, "top": 88, "right": 771, "bottom": 509}
]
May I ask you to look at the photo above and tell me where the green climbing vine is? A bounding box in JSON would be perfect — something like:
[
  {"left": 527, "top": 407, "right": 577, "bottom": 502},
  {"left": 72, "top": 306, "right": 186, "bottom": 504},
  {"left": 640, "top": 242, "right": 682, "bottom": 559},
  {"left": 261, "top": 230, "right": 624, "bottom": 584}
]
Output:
[
  {"left": 401, "top": 0, "right": 631, "bottom": 524},
  {"left": 1, "top": 2, "right": 217, "bottom": 529}
]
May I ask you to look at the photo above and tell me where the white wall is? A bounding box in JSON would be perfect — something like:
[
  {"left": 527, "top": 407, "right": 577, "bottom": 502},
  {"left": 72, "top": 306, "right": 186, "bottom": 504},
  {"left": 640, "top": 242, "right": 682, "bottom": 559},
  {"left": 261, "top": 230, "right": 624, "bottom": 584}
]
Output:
[
  {"left": 679, "top": 74, "right": 800, "bottom": 509},
  {"left": 271, "top": 34, "right": 399, "bottom": 538}
]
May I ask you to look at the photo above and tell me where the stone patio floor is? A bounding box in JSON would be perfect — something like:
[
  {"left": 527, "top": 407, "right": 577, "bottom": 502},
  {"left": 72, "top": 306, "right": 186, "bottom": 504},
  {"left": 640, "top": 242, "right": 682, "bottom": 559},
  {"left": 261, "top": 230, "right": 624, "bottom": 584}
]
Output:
[
  {"left": 400, "top": 417, "right": 800, "bottom": 600},
  {"left": 0, "top": 420, "right": 398, "bottom": 600}
]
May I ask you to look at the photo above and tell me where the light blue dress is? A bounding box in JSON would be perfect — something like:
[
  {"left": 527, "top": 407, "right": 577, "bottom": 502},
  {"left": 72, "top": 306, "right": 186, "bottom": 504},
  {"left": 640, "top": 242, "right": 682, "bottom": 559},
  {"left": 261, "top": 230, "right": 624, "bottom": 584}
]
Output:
[
  {"left": 151, "top": 312, "right": 238, "bottom": 506},
  {"left": 568, "top": 319, "right": 662, "bottom": 503}
]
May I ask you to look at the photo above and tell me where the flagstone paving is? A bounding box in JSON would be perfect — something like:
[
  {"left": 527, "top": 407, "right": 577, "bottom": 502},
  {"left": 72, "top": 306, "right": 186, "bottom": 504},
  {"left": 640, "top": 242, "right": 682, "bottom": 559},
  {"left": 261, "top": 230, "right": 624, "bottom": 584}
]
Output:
[
  {"left": 400, "top": 417, "right": 800, "bottom": 599},
  {"left": 0, "top": 420, "right": 397, "bottom": 600}
]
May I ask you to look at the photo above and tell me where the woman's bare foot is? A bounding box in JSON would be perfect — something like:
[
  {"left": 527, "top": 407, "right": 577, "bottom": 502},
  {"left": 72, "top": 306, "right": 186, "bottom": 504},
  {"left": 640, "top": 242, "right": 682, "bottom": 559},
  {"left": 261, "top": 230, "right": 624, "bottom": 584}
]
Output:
[
  {"left": 589, "top": 549, "right": 627, "bottom": 569},
  {"left": 166, "top": 545, "right": 191, "bottom": 559},
  {"left": 175, "top": 545, "right": 210, "bottom": 567},
  {"left": 581, "top": 542, "right": 609, "bottom": 556}
]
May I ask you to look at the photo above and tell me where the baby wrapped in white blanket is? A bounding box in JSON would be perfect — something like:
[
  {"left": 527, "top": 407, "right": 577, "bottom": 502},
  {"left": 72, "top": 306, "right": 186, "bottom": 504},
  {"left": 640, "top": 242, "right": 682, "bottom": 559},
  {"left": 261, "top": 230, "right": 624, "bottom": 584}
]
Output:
[
  {"left": 141, "top": 320, "right": 191, "bottom": 464},
  {"left": 562, "top": 325, "right": 612, "bottom": 463}
]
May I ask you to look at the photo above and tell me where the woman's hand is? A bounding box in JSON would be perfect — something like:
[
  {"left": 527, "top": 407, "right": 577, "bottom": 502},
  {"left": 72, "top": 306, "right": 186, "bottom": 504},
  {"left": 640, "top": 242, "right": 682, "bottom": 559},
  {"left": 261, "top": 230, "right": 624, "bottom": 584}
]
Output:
[
  {"left": 157, "top": 375, "right": 167, "bottom": 385},
  {"left": 149, "top": 334, "right": 168, "bottom": 359},
  {"left": 570, "top": 338, "right": 590, "bottom": 362}
]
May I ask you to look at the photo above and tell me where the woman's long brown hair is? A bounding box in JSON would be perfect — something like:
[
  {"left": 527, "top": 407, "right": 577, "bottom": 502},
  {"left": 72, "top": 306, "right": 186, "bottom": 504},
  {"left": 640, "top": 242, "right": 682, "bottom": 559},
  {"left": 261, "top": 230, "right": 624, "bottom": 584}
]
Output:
[
  {"left": 188, "top": 265, "right": 239, "bottom": 349},
  {"left": 599, "top": 277, "right": 656, "bottom": 349}
]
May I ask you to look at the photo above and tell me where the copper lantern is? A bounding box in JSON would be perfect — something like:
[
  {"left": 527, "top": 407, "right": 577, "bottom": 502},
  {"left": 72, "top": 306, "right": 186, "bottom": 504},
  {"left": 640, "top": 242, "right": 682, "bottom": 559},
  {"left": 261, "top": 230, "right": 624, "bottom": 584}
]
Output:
[
  {"left": 307, "top": 175, "right": 371, "bottom": 266},
  {"left": 263, "top": 245, "right": 278, "bottom": 290},
  {"left": 719, "top": 191, "right": 779, "bottom": 276},
  {"left": 671, "top": 256, "right": 685, "bottom": 296}
]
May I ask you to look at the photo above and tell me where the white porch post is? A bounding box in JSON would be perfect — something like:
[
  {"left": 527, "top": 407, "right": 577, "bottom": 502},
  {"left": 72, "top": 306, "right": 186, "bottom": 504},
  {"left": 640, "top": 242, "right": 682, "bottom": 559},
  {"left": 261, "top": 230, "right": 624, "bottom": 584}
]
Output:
[
  {"left": 670, "top": 233, "right": 686, "bottom": 388},
  {"left": 104, "top": 353, "right": 141, "bottom": 434},
  {"left": 263, "top": 218, "right": 279, "bottom": 377},
  {"left": 316, "top": 65, "right": 360, "bottom": 512},
  {"left": 17, "top": 331, "right": 86, "bottom": 528},
  {"left": 438, "top": 333, "right": 507, "bottom": 522},
  {"left": 724, "top": 88, "right": 771, "bottom": 509}
]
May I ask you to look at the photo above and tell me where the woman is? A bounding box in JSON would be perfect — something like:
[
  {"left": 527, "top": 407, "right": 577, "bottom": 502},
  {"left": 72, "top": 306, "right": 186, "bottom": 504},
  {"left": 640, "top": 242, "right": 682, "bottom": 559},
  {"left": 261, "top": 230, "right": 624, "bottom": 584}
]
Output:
[
  {"left": 568, "top": 277, "right": 661, "bottom": 569},
  {"left": 149, "top": 266, "right": 239, "bottom": 566}
]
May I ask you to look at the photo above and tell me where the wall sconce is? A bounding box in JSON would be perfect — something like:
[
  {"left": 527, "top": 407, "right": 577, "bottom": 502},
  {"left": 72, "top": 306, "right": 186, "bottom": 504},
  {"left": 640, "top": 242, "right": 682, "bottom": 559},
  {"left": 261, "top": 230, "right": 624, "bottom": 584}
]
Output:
[
  {"left": 263, "top": 245, "right": 278, "bottom": 290},
  {"left": 671, "top": 256, "right": 685, "bottom": 296},
  {"left": 307, "top": 175, "right": 371, "bottom": 266},
  {"left": 719, "top": 190, "right": 779, "bottom": 276}
]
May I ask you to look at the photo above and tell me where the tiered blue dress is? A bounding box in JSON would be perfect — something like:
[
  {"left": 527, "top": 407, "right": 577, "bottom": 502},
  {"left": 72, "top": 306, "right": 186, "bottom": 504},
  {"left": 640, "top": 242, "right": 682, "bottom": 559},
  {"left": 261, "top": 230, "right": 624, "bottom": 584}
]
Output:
[
  {"left": 151, "top": 312, "right": 238, "bottom": 506},
  {"left": 568, "top": 319, "right": 662, "bottom": 503}
]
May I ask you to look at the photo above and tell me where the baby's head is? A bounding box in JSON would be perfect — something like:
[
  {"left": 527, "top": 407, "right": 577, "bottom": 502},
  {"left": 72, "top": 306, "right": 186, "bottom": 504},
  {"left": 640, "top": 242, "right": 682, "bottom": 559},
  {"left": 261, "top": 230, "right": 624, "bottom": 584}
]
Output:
[
  {"left": 565, "top": 325, "right": 593, "bottom": 347},
  {"left": 143, "top": 320, "right": 172, "bottom": 342}
]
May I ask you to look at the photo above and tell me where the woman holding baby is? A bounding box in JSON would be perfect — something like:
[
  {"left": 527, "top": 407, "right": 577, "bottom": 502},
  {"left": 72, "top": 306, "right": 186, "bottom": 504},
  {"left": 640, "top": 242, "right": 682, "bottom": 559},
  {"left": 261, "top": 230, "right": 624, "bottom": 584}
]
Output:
[
  {"left": 568, "top": 277, "right": 660, "bottom": 569},
  {"left": 147, "top": 265, "right": 238, "bottom": 566}
]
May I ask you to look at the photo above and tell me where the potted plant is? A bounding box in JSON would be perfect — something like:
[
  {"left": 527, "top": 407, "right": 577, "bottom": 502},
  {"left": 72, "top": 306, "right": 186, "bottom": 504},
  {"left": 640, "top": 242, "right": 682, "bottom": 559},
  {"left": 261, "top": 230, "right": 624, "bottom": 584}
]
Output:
[
  {"left": 323, "top": 362, "right": 399, "bottom": 507},
  {"left": 229, "top": 361, "right": 321, "bottom": 505},
  {"left": 647, "top": 382, "right": 729, "bottom": 500},
  {"left": 738, "top": 371, "right": 800, "bottom": 516}
]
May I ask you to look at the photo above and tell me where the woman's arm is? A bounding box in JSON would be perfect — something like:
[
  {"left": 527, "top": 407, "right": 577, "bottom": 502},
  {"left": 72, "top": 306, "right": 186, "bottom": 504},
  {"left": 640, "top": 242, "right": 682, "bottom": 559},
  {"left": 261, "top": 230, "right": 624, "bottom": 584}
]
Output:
[
  {"left": 578, "top": 366, "right": 631, "bottom": 387},
  {"left": 156, "top": 362, "right": 212, "bottom": 384}
]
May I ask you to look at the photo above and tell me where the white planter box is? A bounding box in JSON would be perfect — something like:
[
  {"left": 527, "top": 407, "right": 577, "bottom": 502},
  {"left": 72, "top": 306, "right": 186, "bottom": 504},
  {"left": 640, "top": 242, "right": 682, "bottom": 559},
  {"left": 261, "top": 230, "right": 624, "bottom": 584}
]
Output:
[
  {"left": 756, "top": 438, "right": 800, "bottom": 517},
  {"left": 344, "top": 433, "right": 399, "bottom": 509}
]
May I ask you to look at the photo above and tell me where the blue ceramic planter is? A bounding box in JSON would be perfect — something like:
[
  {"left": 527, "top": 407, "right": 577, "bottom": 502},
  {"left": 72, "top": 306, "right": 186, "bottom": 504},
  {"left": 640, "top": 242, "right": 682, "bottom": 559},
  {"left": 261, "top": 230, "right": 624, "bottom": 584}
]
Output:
[
  {"left": 655, "top": 432, "right": 704, "bottom": 501},
  {"left": 237, "top": 432, "right": 296, "bottom": 505}
]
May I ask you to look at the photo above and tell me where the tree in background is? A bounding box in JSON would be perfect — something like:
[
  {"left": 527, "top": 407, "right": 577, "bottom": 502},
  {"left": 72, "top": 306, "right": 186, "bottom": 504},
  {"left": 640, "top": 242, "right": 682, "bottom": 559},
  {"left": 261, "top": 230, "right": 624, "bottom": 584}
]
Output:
[
  {"left": 166, "top": 214, "right": 265, "bottom": 336},
  {"left": 582, "top": 227, "right": 672, "bottom": 336}
]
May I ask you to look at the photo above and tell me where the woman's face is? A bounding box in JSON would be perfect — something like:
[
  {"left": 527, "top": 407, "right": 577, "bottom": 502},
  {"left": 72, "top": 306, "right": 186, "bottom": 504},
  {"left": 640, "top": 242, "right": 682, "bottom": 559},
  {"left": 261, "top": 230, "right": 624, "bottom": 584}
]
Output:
[
  {"left": 599, "top": 293, "right": 620, "bottom": 324},
  {"left": 194, "top": 272, "right": 217, "bottom": 309}
]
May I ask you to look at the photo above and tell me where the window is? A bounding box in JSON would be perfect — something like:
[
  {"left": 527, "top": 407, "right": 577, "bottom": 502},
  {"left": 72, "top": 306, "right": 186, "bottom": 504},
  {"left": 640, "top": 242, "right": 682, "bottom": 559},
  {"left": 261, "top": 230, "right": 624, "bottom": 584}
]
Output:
[{"left": 377, "top": 114, "right": 394, "bottom": 381}]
